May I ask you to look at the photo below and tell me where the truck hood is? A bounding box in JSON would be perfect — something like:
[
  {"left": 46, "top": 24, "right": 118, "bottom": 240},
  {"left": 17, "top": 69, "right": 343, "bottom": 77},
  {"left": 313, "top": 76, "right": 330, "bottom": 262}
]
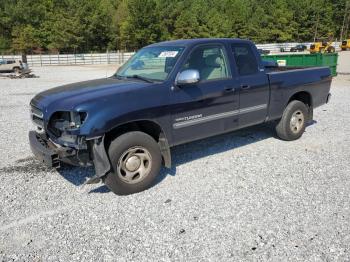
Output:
[{"left": 31, "top": 77, "right": 152, "bottom": 113}]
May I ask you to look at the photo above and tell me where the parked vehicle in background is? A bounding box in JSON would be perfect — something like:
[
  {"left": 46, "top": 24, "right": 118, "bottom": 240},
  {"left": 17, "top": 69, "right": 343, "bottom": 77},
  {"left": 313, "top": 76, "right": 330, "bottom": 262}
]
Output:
[
  {"left": 0, "top": 59, "right": 24, "bottom": 74},
  {"left": 310, "top": 41, "right": 335, "bottom": 54},
  {"left": 341, "top": 39, "right": 350, "bottom": 51},
  {"left": 290, "top": 44, "right": 307, "bottom": 52},
  {"left": 29, "top": 38, "right": 332, "bottom": 195}
]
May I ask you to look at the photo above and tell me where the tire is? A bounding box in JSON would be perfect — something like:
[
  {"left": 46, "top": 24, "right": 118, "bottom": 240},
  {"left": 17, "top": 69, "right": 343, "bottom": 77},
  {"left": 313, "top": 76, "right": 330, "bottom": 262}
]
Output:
[
  {"left": 275, "top": 100, "right": 309, "bottom": 141},
  {"left": 13, "top": 67, "right": 21, "bottom": 75},
  {"left": 104, "top": 131, "right": 162, "bottom": 195},
  {"left": 327, "top": 47, "right": 335, "bottom": 53}
]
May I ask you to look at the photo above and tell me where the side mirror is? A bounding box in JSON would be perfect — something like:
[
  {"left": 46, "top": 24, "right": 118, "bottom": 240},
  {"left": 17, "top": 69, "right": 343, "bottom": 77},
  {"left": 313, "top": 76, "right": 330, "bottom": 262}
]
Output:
[
  {"left": 176, "top": 69, "right": 200, "bottom": 85},
  {"left": 262, "top": 60, "right": 278, "bottom": 68}
]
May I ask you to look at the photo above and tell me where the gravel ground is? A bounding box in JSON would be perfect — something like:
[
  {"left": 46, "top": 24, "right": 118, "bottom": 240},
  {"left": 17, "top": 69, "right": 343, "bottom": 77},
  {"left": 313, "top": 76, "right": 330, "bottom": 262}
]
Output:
[{"left": 0, "top": 63, "right": 350, "bottom": 262}]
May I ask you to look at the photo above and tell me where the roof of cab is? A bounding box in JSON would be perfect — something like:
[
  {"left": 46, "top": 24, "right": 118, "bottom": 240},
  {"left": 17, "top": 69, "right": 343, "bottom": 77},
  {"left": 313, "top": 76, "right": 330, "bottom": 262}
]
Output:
[{"left": 147, "top": 38, "right": 253, "bottom": 47}]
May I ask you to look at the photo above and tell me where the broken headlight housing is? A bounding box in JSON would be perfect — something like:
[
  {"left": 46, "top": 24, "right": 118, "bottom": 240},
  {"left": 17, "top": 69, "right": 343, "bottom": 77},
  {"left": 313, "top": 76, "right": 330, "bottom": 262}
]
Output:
[{"left": 48, "top": 111, "right": 87, "bottom": 140}]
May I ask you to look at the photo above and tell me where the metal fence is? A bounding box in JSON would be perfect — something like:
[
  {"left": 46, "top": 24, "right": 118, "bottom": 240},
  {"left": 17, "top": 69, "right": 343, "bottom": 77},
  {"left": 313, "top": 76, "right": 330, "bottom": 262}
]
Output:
[
  {"left": 0, "top": 52, "right": 134, "bottom": 67},
  {"left": 0, "top": 42, "right": 343, "bottom": 67}
]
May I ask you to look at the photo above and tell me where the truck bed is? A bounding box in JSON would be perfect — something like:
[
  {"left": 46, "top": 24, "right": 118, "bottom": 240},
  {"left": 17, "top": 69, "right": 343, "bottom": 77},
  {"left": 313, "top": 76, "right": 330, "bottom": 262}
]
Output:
[{"left": 266, "top": 66, "right": 332, "bottom": 121}]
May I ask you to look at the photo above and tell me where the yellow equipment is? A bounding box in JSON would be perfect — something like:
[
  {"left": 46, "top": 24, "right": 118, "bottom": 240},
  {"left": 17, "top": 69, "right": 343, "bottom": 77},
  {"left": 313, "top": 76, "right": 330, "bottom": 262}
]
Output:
[
  {"left": 341, "top": 39, "right": 350, "bottom": 51},
  {"left": 309, "top": 41, "right": 336, "bottom": 54}
]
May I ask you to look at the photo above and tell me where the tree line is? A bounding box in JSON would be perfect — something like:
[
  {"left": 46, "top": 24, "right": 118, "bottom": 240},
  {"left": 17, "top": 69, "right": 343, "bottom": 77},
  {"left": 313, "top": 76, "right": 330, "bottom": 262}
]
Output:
[{"left": 0, "top": 0, "right": 349, "bottom": 54}]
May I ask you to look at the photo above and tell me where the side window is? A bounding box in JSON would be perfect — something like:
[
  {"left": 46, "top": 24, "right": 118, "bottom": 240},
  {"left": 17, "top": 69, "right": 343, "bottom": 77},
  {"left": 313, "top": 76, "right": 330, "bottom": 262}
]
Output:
[
  {"left": 231, "top": 44, "right": 259, "bottom": 76},
  {"left": 181, "top": 45, "right": 230, "bottom": 81}
]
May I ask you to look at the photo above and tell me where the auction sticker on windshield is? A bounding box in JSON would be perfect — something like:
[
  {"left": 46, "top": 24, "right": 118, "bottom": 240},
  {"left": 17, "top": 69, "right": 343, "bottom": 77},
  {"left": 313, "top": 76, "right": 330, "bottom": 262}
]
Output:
[{"left": 158, "top": 51, "right": 179, "bottom": 57}]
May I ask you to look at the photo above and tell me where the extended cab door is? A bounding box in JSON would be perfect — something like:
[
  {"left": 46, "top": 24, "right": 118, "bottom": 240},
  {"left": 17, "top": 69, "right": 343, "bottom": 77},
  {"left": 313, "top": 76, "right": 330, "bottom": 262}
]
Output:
[
  {"left": 231, "top": 43, "right": 270, "bottom": 128},
  {"left": 170, "top": 44, "right": 240, "bottom": 145}
]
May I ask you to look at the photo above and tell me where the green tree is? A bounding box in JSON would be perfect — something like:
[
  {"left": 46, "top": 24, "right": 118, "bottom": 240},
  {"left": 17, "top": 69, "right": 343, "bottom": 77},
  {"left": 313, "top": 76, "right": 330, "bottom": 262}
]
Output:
[
  {"left": 11, "top": 24, "right": 40, "bottom": 53},
  {"left": 0, "top": 0, "right": 349, "bottom": 52},
  {"left": 44, "top": 12, "right": 84, "bottom": 52},
  {"left": 118, "top": 0, "right": 162, "bottom": 50}
]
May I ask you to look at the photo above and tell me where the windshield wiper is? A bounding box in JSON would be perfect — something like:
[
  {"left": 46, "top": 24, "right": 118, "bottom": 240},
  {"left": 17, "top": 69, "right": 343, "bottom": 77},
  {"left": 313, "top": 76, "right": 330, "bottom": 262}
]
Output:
[
  {"left": 125, "top": 74, "right": 155, "bottom": 83},
  {"left": 115, "top": 74, "right": 124, "bottom": 80}
]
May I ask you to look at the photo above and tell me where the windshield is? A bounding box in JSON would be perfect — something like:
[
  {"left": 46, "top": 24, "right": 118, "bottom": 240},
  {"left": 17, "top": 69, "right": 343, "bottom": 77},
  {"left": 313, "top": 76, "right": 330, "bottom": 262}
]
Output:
[{"left": 115, "top": 46, "right": 185, "bottom": 81}]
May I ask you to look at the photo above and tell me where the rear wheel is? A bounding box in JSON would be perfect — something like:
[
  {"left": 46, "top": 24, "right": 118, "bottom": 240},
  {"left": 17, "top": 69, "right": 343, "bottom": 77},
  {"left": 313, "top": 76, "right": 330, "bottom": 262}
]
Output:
[
  {"left": 275, "top": 100, "right": 309, "bottom": 141},
  {"left": 104, "top": 131, "right": 162, "bottom": 195}
]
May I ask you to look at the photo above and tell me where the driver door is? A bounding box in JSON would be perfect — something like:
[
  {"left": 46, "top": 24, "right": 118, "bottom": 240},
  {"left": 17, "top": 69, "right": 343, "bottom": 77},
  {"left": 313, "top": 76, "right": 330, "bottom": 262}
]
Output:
[{"left": 170, "top": 44, "right": 240, "bottom": 145}]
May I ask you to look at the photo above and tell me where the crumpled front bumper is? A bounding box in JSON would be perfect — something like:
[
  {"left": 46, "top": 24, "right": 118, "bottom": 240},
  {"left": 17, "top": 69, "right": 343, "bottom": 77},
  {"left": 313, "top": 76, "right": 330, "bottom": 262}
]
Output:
[
  {"left": 29, "top": 131, "right": 91, "bottom": 168},
  {"left": 29, "top": 131, "right": 61, "bottom": 168},
  {"left": 29, "top": 131, "right": 111, "bottom": 183}
]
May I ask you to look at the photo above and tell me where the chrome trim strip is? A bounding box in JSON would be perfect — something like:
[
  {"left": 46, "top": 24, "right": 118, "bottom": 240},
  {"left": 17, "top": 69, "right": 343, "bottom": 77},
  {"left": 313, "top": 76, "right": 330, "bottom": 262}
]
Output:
[
  {"left": 31, "top": 106, "right": 44, "bottom": 118},
  {"left": 173, "top": 104, "right": 267, "bottom": 129},
  {"left": 174, "top": 110, "right": 239, "bottom": 129},
  {"left": 32, "top": 111, "right": 43, "bottom": 118},
  {"left": 239, "top": 104, "right": 267, "bottom": 114}
]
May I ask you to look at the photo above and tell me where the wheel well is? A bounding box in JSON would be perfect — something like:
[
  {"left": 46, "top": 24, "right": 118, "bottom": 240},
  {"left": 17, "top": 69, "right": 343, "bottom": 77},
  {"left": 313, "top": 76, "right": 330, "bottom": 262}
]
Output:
[
  {"left": 288, "top": 91, "right": 312, "bottom": 108},
  {"left": 105, "top": 120, "right": 163, "bottom": 147}
]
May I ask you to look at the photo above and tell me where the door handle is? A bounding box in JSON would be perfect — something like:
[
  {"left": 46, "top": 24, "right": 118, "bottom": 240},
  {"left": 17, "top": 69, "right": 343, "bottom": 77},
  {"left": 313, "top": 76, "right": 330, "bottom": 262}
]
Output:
[
  {"left": 224, "top": 87, "right": 235, "bottom": 93},
  {"left": 241, "top": 84, "right": 251, "bottom": 90}
]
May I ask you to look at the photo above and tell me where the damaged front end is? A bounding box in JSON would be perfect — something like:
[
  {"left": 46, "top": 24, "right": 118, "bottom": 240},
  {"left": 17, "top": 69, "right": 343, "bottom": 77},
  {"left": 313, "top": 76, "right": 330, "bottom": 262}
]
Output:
[{"left": 29, "top": 105, "right": 111, "bottom": 183}]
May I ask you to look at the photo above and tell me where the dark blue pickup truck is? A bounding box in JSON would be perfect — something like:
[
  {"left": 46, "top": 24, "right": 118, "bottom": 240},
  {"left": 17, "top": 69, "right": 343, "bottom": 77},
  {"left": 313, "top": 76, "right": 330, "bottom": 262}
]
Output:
[{"left": 29, "top": 38, "right": 332, "bottom": 195}]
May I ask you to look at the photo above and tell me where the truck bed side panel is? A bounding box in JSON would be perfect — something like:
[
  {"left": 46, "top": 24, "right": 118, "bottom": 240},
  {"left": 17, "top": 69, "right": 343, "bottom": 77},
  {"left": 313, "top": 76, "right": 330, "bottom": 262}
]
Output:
[{"left": 267, "top": 67, "right": 331, "bottom": 121}]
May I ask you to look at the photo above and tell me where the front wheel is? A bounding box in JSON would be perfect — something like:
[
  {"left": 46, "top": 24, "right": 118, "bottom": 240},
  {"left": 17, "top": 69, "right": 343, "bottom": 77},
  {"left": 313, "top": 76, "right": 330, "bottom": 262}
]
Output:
[
  {"left": 104, "top": 131, "right": 162, "bottom": 195},
  {"left": 13, "top": 67, "right": 21, "bottom": 75},
  {"left": 275, "top": 100, "right": 309, "bottom": 141}
]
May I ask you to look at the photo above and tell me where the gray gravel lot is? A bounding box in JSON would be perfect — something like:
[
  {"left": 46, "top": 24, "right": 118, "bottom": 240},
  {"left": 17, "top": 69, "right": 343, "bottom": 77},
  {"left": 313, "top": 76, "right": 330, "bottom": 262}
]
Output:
[{"left": 0, "top": 63, "right": 350, "bottom": 261}]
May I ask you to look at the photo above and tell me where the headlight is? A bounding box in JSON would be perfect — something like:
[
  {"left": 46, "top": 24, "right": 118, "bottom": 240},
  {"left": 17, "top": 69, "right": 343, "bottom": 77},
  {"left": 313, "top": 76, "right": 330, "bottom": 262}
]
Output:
[
  {"left": 49, "top": 111, "right": 87, "bottom": 137},
  {"left": 67, "top": 111, "right": 87, "bottom": 129}
]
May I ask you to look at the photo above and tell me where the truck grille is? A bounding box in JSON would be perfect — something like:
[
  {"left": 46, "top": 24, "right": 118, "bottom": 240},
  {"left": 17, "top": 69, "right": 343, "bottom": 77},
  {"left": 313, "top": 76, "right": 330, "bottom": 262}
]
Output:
[
  {"left": 30, "top": 105, "right": 44, "bottom": 130},
  {"left": 32, "top": 115, "right": 44, "bottom": 128},
  {"left": 31, "top": 105, "right": 43, "bottom": 118}
]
